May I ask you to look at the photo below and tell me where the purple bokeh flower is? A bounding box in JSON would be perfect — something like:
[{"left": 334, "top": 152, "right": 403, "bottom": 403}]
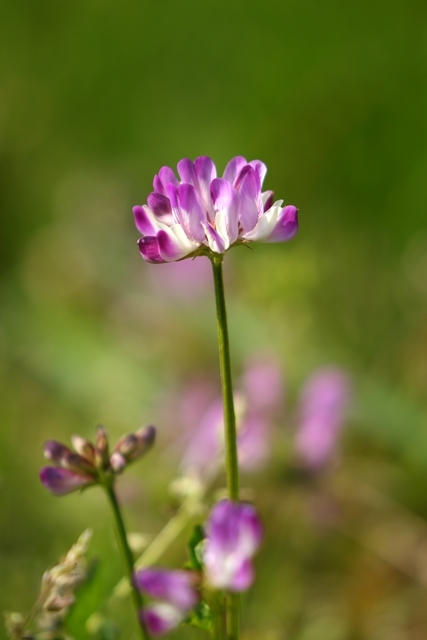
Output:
[
  {"left": 40, "top": 425, "right": 156, "bottom": 495},
  {"left": 203, "top": 500, "right": 263, "bottom": 592},
  {"left": 180, "top": 398, "right": 224, "bottom": 481},
  {"left": 239, "top": 356, "right": 283, "bottom": 470},
  {"left": 295, "top": 367, "right": 351, "bottom": 470},
  {"left": 134, "top": 156, "right": 298, "bottom": 263},
  {"left": 179, "top": 355, "right": 283, "bottom": 478},
  {"left": 135, "top": 568, "right": 198, "bottom": 636}
]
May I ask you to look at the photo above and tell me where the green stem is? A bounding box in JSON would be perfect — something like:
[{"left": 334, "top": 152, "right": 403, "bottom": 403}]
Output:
[
  {"left": 211, "top": 257, "right": 239, "bottom": 502},
  {"left": 226, "top": 592, "right": 240, "bottom": 640},
  {"left": 105, "top": 485, "right": 150, "bottom": 640},
  {"left": 211, "top": 256, "right": 240, "bottom": 640}
]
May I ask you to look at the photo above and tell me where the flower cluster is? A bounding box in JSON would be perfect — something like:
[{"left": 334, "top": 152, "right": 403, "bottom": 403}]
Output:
[
  {"left": 40, "top": 425, "right": 156, "bottom": 495},
  {"left": 134, "top": 156, "right": 298, "bottom": 263},
  {"left": 203, "top": 500, "right": 263, "bottom": 592},
  {"left": 134, "top": 568, "right": 199, "bottom": 636}
]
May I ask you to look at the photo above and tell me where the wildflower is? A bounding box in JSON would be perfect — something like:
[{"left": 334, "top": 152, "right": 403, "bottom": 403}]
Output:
[
  {"left": 295, "top": 367, "right": 351, "bottom": 469},
  {"left": 40, "top": 425, "right": 155, "bottom": 495},
  {"left": 203, "top": 500, "right": 263, "bottom": 592},
  {"left": 133, "top": 156, "right": 298, "bottom": 263},
  {"left": 134, "top": 568, "right": 199, "bottom": 636}
]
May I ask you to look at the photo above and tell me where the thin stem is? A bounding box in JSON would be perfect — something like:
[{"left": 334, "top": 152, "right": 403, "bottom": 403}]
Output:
[
  {"left": 105, "top": 485, "right": 150, "bottom": 640},
  {"left": 213, "top": 594, "right": 227, "bottom": 640},
  {"left": 211, "top": 256, "right": 240, "bottom": 640},
  {"left": 211, "top": 257, "right": 239, "bottom": 501},
  {"left": 226, "top": 593, "right": 240, "bottom": 640}
]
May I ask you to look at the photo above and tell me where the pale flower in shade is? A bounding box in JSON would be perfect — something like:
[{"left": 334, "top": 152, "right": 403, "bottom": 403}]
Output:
[
  {"left": 203, "top": 500, "right": 263, "bottom": 592},
  {"left": 134, "top": 156, "right": 298, "bottom": 263}
]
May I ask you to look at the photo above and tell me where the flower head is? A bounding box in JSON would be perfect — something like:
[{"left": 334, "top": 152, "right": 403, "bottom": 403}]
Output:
[
  {"left": 203, "top": 500, "right": 263, "bottom": 592},
  {"left": 134, "top": 156, "right": 298, "bottom": 263},
  {"left": 134, "top": 567, "right": 199, "bottom": 636},
  {"left": 40, "top": 425, "right": 156, "bottom": 495}
]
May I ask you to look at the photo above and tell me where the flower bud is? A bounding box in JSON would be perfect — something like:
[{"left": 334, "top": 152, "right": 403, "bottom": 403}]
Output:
[
  {"left": 115, "top": 433, "right": 139, "bottom": 457},
  {"left": 61, "top": 450, "right": 96, "bottom": 475},
  {"left": 110, "top": 451, "right": 127, "bottom": 473},
  {"left": 71, "top": 435, "right": 96, "bottom": 463},
  {"left": 94, "top": 425, "right": 110, "bottom": 470},
  {"left": 111, "top": 425, "right": 156, "bottom": 471},
  {"left": 133, "top": 425, "right": 156, "bottom": 458},
  {"left": 43, "top": 440, "right": 73, "bottom": 465}
]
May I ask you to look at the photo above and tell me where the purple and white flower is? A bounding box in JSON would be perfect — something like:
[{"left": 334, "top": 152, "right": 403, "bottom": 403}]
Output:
[
  {"left": 295, "top": 367, "right": 351, "bottom": 470},
  {"left": 203, "top": 500, "right": 263, "bottom": 592},
  {"left": 135, "top": 568, "right": 199, "bottom": 636},
  {"left": 134, "top": 156, "right": 298, "bottom": 263}
]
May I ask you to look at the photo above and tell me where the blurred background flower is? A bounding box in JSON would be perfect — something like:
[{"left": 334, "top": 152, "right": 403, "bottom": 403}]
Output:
[{"left": 294, "top": 367, "right": 351, "bottom": 470}]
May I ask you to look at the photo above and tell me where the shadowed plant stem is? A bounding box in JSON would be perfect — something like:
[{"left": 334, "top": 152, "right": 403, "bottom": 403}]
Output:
[
  {"left": 105, "top": 485, "right": 150, "bottom": 640},
  {"left": 211, "top": 256, "right": 240, "bottom": 640}
]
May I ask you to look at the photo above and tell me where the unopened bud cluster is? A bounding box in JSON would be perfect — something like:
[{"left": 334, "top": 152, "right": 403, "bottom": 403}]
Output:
[{"left": 40, "top": 425, "right": 156, "bottom": 496}]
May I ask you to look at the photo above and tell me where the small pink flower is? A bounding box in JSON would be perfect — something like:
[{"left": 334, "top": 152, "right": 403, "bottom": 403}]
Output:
[
  {"left": 203, "top": 500, "right": 263, "bottom": 592},
  {"left": 134, "top": 568, "right": 199, "bottom": 636},
  {"left": 134, "top": 156, "right": 298, "bottom": 263}
]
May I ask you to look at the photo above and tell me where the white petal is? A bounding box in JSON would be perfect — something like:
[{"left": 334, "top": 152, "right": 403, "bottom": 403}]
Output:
[{"left": 242, "top": 204, "right": 282, "bottom": 241}]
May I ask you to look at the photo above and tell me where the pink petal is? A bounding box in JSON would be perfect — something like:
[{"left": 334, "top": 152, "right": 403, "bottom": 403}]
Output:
[
  {"left": 135, "top": 568, "right": 198, "bottom": 611},
  {"left": 210, "top": 178, "right": 239, "bottom": 244},
  {"left": 266, "top": 205, "right": 298, "bottom": 242},
  {"left": 137, "top": 236, "right": 166, "bottom": 263},
  {"left": 237, "top": 167, "right": 261, "bottom": 233},
  {"left": 140, "top": 604, "right": 183, "bottom": 636},
  {"left": 133, "top": 206, "right": 158, "bottom": 235},
  {"left": 177, "top": 158, "right": 197, "bottom": 186},
  {"left": 177, "top": 184, "right": 206, "bottom": 242},
  {"left": 40, "top": 467, "right": 95, "bottom": 496},
  {"left": 222, "top": 156, "right": 247, "bottom": 184}
]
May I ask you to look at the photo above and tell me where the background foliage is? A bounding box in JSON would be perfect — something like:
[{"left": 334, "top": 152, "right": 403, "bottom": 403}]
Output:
[{"left": 1, "top": 0, "right": 427, "bottom": 638}]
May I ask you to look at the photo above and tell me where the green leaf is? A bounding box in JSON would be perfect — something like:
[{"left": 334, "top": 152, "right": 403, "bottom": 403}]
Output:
[
  {"left": 185, "top": 601, "right": 213, "bottom": 633},
  {"left": 186, "top": 525, "right": 205, "bottom": 571}
]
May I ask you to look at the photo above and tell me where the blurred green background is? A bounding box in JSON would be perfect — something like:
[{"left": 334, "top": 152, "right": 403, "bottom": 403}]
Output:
[{"left": 2, "top": 0, "right": 427, "bottom": 638}]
